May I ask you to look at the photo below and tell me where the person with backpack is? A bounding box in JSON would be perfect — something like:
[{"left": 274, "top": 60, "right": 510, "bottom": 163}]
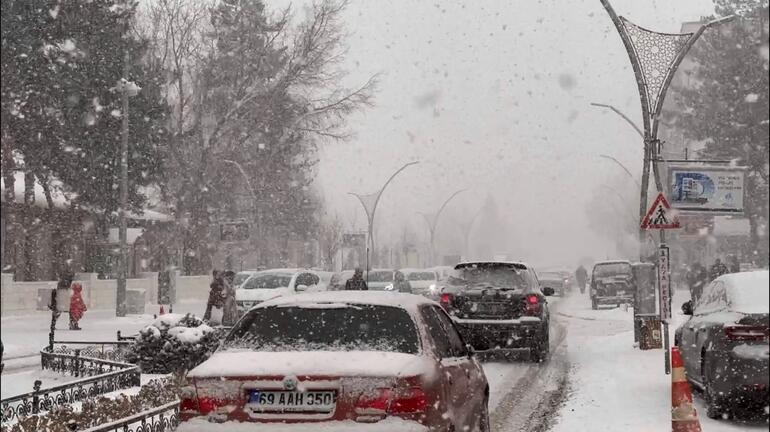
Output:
[
  {"left": 345, "top": 268, "right": 368, "bottom": 291},
  {"left": 204, "top": 270, "right": 225, "bottom": 322},
  {"left": 393, "top": 271, "right": 413, "bottom": 293}
]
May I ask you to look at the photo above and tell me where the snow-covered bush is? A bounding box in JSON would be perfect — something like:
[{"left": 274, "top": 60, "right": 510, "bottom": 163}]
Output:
[{"left": 126, "top": 313, "right": 219, "bottom": 374}]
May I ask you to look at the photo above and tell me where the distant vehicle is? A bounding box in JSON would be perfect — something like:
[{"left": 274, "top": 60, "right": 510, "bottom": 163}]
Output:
[
  {"left": 232, "top": 270, "right": 260, "bottom": 289},
  {"left": 431, "top": 266, "right": 455, "bottom": 281},
  {"left": 180, "top": 291, "right": 490, "bottom": 431},
  {"left": 400, "top": 268, "right": 440, "bottom": 297},
  {"left": 440, "top": 261, "right": 554, "bottom": 362},
  {"left": 366, "top": 269, "right": 396, "bottom": 290},
  {"left": 675, "top": 271, "right": 769, "bottom": 419},
  {"left": 589, "top": 260, "right": 634, "bottom": 310},
  {"left": 234, "top": 269, "right": 322, "bottom": 314},
  {"left": 537, "top": 271, "right": 568, "bottom": 296}
]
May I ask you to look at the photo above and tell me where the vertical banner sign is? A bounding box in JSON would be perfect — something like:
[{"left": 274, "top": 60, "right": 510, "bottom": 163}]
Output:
[{"left": 658, "top": 245, "right": 671, "bottom": 322}]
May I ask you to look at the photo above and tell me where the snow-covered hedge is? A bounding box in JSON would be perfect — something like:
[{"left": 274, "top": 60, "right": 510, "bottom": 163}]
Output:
[
  {"left": 1, "top": 379, "right": 178, "bottom": 432},
  {"left": 126, "top": 313, "right": 220, "bottom": 374}
]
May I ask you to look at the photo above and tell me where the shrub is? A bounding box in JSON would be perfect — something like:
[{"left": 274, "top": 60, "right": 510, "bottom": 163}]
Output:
[{"left": 126, "top": 313, "right": 220, "bottom": 374}]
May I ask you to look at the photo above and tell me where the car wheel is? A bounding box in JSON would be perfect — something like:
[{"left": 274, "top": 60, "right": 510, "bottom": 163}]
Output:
[
  {"left": 530, "top": 327, "right": 550, "bottom": 363},
  {"left": 473, "top": 394, "right": 491, "bottom": 432},
  {"left": 703, "top": 353, "right": 727, "bottom": 419}
]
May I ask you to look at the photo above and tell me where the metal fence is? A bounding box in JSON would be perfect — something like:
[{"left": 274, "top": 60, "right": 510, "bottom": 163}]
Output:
[
  {"left": 1, "top": 347, "right": 140, "bottom": 424},
  {"left": 78, "top": 400, "right": 180, "bottom": 432}
]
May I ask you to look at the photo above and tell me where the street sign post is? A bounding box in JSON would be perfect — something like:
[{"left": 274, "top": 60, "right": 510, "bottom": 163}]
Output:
[
  {"left": 641, "top": 193, "right": 680, "bottom": 230},
  {"left": 658, "top": 244, "right": 672, "bottom": 374}
]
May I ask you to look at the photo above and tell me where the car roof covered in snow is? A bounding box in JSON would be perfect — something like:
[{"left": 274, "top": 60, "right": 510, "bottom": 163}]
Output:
[
  {"left": 717, "top": 270, "right": 769, "bottom": 314},
  {"left": 593, "top": 260, "right": 631, "bottom": 266},
  {"left": 454, "top": 261, "right": 531, "bottom": 270},
  {"left": 256, "top": 290, "right": 437, "bottom": 312}
]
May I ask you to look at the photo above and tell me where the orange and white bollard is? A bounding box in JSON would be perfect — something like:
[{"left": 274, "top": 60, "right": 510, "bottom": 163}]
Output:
[{"left": 671, "top": 346, "right": 702, "bottom": 432}]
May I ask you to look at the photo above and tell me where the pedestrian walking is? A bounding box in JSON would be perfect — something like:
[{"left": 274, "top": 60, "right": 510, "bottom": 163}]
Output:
[
  {"left": 204, "top": 270, "right": 225, "bottom": 322},
  {"left": 68, "top": 283, "right": 87, "bottom": 330},
  {"left": 709, "top": 258, "right": 729, "bottom": 282},
  {"left": 728, "top": 255, "right": 740, "bottom": 274},
  {"left": 575, "top": 265, "right": 588, "bottom": 294},
  {"left": 345, "top": 268, "right": 368, "bottom": 291},
  {"left": 221, "top": 270, "right": 238, "bottom": 326},
  {"left": 687, "top": 262, "right": 708, "bottom": 305},
  {"left": 393, "top": 271, "right": 412, "bottom": 293},
  {"left": 49, "top": 272, "right": 73, "bottom": 331}
]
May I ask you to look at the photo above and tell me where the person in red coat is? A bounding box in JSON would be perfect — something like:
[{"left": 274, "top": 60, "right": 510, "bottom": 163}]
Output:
[{"left": 69, "top": 283, "right": 87, "bottom": 330}]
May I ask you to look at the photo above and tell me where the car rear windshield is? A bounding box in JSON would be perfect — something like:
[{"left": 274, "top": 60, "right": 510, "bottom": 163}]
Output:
[
  {"left": 454, "top": 266, "right": 527, "bottom": 289},
  {"left": 368, "top": 271, "right": 393, "bottom": 282},
  {"left": 594, "top": 263, "right": 632, "bottom": 277},
  {"left": 242, "top": 273, "right": 293, "bottom": 289},
  {"left": 539, "top": 272, "right": 563, "bottom": 279},
  {"left": 408, "top": 272, "right": 435, "bottom": 281},
  {"left": 224, "top": 304, "right": 420, "bottom": 354}
]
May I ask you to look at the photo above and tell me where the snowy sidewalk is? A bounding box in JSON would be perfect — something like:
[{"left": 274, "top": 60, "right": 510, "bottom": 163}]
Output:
[
  {"left": 551, "top": 290, "right": 767, "bottom": 431},
  {"left": 1, "top": 300, "right": 206, "bottom": 369}
]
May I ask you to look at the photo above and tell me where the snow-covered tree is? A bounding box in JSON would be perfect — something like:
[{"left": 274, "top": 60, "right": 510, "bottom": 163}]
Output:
[{"left": 668, "top": 1, "right": 769, "bottom": 265}]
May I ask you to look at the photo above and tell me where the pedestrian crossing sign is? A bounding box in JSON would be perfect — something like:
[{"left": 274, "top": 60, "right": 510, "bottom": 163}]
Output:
[{"left": 641, "top": 193, "right": 681, "bottom": 229}]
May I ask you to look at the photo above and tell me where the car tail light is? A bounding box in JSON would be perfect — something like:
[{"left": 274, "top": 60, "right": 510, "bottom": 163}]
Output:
[
  {"left": 524, "top": 294, "right": 540, "bottom": 315},
  {"left": 355, "top": 387, "right": 427, "bottom": 417},
  {"left": 725, "top": 325, "right": 769, "bottom": 341},
  {"left": 440, "top": 293, "right": 453, "bottom": 311},
  {"left": 390, "top": 387, "right": 428, "bottom": 414}
]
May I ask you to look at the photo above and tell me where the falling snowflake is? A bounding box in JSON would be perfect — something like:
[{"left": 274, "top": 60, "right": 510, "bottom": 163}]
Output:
[
  {"left": 745, "top": 93, "right": 759, "bottom": 103},
  {"left": 111, "top": 109, "right": 122, "bottom": 118}
]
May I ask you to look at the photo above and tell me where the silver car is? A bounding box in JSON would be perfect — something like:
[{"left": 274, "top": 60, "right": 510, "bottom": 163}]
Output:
[{"left": 675, "top": 270, "right": 769, "bottom": 419}]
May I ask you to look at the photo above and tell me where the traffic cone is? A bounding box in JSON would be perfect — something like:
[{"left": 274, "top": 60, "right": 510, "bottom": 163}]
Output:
[
  {"left": 159, "top": 305, "right": 165, "bottom": 315},
  {"left": 671, "top": 346, "right": 702, "bottom": 432}
]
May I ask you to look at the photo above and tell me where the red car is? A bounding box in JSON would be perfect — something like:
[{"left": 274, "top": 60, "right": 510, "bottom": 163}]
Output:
[{"left": 178, "top": 291, "right": 490, "bottom": 432}]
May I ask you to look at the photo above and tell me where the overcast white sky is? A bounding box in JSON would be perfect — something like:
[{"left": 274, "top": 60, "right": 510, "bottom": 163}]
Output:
[{"left": 280, "top": 0, "right": 716, "bottom": 267}]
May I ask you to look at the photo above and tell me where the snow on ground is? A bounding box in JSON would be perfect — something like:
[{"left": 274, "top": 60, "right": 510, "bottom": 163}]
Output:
[
  {"left": 551, "top": 289, "right": 768, "bottom": 431},
  {"left": 1, "top": 368, "right": 83, "bottom": 398},
  {"left": 1, "top": 300, "right": 207, "bottom": 360},
  {"left": 483, "top": 362, "right": 529, "bottom": 411}
]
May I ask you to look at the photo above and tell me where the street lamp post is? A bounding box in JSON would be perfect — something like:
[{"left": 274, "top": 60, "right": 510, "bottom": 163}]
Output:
[
  {"left": 598, "top": 154, "right": 641, "bottom": 189},
  {"left": 459, "top": 207, "right": 484, "bottom": 261},
  {"left": 115, "top": 51, "right": 139, "bottom": 317},
  {"left": 600, "top": 0, "right": 733, "bottom": 373},
  {"left": 418, "top": 189, "right": 466, "bottom": 266},
  {"left": 349, "top": 161, "right": 419, "bottom": 278}
]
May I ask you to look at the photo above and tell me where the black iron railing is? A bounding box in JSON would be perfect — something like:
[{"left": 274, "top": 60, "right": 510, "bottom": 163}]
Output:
[
  {"left": 1, "top": 348, "right": 140, "bottom": 424},
  {"left": 77, "top": 400, "right": 180, "bottom": 432}
]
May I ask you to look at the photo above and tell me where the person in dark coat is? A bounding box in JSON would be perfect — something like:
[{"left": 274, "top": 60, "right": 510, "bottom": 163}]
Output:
[
  {"left": 345, "top": 268, "right": 368, "bottom": 291},
  {"left": 69, "top": 283, "right": 87, "bottom": 330},
  {"left": 687, "top": 263, "right": 708, "bottom": 305},
  {"left": 393, "top": 271, "right": 412, "bottom": 293},
  {"left": 221, "top": 271, "right": 238, "bottom": 326},
  {"left": 728, "top": 255, "right": 740, "bottom": 274},
  {"left": 204, "top": 270, "right": 225, "bottom": 321},
  {"left": 575, "top": 265, "right": 588, "bottom": 294},
  {"left": 49, "top": 272, "right": 74, "bottom": 331},
  {"left": 709, "top": 258, "right": 729, "bottom": 282}
]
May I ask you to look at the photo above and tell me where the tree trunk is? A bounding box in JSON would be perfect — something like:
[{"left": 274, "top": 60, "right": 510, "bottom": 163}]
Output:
[
  {"left": 38, "top": 172, "right": 62, "bottom": 280},
  {"left": 2, "top": 140, "right": 16, "bottom": 275},
  {"left": 22, "top": 170, "right": 35, "bottom": 280}
]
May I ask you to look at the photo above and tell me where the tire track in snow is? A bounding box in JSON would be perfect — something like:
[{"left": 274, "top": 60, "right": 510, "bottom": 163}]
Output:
[{"left": 489, "top": 298, "right": 571, "bottom": 431}]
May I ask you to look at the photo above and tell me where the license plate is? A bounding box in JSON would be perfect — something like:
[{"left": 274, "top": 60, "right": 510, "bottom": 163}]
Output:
[
  {"left": 475, "top": 303, "right": 505, "bottom": 314},
  {"left": 247, "top": 391, "right": 336, "bottom": 413}
]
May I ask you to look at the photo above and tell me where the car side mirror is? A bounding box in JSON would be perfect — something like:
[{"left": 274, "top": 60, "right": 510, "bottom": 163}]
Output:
[
  {"left": 296, "top": 284, "right": 308, "bottom": 292},
  {"left": 681, "top": 300, "right": 693, "bottom": 316},
  {"left": 542, "top": 287, "right": 555, "bottom": 297}
]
